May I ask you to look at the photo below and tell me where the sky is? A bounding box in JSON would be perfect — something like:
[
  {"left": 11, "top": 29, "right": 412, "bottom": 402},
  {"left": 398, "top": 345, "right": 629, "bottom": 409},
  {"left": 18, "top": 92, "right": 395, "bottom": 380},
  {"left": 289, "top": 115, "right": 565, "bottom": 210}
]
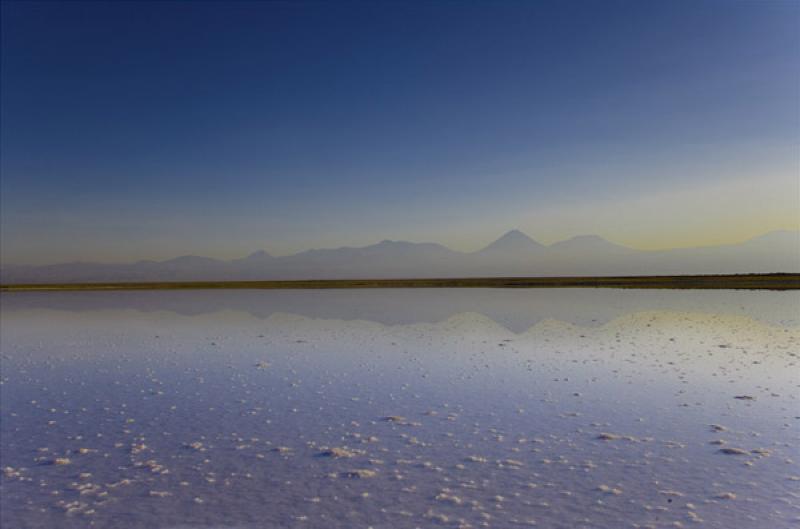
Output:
[{"left": 1, "top": 0, "right": 798, "bottom": 265}]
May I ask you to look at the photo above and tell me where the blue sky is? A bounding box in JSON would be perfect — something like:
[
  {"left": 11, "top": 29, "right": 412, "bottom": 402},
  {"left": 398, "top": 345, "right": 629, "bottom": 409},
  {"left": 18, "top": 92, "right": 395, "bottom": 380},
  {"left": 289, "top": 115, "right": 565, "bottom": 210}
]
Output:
[{"left": 1, "top": 0, "right": 798, "bottom": 264}]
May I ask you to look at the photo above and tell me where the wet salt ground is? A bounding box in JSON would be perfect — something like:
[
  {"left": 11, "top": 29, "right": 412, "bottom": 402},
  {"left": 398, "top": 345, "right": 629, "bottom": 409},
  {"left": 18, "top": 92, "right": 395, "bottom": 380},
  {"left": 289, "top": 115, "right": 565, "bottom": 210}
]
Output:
[{"left": 1, "top": 289, "right": 799, "bottom": 529}]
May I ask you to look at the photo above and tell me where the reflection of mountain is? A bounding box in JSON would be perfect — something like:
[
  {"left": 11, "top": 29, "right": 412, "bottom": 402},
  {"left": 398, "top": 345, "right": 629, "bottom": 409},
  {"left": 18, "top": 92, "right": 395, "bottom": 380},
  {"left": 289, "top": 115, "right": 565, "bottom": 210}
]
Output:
[
  {"left": 2, "top": 288, "right": 796, "bottom": 332},
  {"left": 1, "top": 230, "right": 798, "bottom": 284}
]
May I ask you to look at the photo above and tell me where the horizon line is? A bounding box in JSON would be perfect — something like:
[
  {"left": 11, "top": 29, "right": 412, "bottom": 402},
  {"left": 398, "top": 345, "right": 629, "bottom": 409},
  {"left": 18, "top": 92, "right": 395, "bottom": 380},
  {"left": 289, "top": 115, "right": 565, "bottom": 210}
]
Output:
[
  {"left": 3, "top": 273, "right": 799, "bottom": 292},
  {"left": 1, "top": 228, "right": 798, "bottom": 268}
]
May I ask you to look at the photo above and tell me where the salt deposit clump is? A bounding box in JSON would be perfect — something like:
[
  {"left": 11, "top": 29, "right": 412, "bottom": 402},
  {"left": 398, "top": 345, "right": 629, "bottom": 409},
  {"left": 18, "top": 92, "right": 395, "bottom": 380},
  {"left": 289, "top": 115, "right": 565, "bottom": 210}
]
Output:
[{"left": 317, "top": 447, "right": 360, "bottom": 458}]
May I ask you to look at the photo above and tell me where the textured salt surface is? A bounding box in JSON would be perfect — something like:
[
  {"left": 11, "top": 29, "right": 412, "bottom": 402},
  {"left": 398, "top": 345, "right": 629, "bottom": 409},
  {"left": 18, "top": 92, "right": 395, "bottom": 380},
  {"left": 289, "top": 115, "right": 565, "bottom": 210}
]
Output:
[{"left": 1, "top": 289, "right": 798, "bottom": 529}]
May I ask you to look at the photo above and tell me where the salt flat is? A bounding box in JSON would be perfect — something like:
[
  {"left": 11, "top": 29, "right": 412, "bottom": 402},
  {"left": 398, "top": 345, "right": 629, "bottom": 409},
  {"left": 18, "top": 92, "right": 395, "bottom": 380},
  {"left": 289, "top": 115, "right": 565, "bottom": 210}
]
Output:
[{"left": 1, "top": 289, "right": 798, "bottom": 528}]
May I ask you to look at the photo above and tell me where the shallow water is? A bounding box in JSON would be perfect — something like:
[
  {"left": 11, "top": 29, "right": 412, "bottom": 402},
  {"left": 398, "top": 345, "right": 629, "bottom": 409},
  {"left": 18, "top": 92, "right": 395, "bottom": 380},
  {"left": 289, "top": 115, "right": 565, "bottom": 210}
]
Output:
[{"left": 1, "top": 288, "right": 798, "bottom": 528}]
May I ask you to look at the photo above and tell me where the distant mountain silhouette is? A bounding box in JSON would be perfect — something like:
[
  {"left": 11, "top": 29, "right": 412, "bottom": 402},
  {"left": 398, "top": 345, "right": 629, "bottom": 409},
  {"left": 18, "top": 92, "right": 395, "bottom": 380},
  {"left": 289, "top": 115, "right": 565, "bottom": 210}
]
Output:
[
  {"left": 477, "top": 229, "right": 545, "bottom": 255},
  {"left": 1, "top": 230, "right": 798, "bottom": 283},
  {"left": 548, "top": 234, "right": 632, "bottom": 253},
  {"left": 234, "top": 250, "right": 273, "bottom": 262}
]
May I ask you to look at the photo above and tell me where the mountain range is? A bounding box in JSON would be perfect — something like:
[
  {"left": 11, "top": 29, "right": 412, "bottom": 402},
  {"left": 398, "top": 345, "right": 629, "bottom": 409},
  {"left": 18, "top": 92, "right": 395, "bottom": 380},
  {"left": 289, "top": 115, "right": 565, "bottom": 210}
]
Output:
[{"left": 1, "top": 230, "right": 798, "bottom": 284}]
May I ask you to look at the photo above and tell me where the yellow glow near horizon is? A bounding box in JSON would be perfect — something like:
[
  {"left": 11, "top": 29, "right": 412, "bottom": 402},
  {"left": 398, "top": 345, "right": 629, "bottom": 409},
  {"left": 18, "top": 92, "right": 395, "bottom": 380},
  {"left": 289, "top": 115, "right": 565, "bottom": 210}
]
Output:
[{"left": 509, "top": 172, "right": 799, "bottom": 252}]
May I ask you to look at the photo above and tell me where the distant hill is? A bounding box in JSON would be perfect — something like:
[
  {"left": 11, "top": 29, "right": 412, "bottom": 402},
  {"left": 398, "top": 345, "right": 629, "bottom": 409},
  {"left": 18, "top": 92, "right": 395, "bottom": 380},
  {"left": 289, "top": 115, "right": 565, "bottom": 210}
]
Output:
[
  {"left": 1, "top": 230, "right": 798, "bottom": 283},
  {"left": 478, "top": 229, "right": 546, "bottom": 255}
]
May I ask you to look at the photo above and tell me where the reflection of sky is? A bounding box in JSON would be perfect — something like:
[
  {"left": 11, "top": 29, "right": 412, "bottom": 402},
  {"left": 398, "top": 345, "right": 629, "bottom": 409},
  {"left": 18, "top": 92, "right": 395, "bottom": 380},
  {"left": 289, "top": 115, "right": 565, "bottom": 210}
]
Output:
[
  {"left": 2, "top": 2, "right": 799, "bottom": 264},
  {"left": 1, "top": 290, "right": 798, "bottom": 528}
]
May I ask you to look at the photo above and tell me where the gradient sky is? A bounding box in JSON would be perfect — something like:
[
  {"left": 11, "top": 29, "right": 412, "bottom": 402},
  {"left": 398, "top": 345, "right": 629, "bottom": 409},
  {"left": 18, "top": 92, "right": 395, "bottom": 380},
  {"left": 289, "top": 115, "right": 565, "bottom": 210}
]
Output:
[{"left": 2, "top": 0, "right": 798, "bottom": 265}]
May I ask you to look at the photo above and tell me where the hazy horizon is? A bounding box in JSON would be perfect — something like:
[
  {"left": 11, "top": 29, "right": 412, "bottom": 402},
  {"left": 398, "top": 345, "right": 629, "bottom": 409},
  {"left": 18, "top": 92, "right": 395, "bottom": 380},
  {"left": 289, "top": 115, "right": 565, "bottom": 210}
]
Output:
[
  {"left": 2, "top": 228, "right": 797, "bottom": 284},
  {"left": 2, "top": 1, "right": 799, "bottom": 267},
  {"left": 1, "top": 227, "right": 798, "bottom": 267}
]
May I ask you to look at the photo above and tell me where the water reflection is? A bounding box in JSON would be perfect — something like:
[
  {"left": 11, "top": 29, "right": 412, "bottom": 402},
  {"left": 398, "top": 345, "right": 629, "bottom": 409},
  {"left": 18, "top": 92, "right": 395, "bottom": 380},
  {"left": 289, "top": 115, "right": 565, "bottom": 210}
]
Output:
[
  {"left": 1, "top": 289, "right": 798, "bottom": 529},
  {"left": 1, "top": 288, "right": 798, "bottom": 330}
]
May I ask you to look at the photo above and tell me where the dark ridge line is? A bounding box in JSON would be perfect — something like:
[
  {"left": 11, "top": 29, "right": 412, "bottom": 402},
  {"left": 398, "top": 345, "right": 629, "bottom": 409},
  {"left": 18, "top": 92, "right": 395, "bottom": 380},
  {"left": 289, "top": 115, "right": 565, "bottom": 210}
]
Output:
[{"left": 1, "top": 274, "right": 799, "bottom": 291}]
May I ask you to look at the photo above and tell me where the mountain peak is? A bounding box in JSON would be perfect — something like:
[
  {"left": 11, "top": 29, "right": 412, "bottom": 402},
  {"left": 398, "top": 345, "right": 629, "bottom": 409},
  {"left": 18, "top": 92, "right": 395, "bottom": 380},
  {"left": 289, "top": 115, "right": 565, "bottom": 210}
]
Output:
[
  {"left": 479, "top": 230, "right": 544, "bottom": 254},
  {"left": 231, "top": 250, "right": 273, "bottom": 264},
  {"left": 499, "top": 229, "right": 529, "bottom": 240}
]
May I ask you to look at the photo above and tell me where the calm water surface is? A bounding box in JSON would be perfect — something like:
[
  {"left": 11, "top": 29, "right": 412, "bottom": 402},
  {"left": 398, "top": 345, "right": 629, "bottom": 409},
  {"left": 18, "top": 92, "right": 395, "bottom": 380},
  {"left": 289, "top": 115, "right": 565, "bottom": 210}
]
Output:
[{"left": 1, "top": 289, "right": 798, "bottom": 528}]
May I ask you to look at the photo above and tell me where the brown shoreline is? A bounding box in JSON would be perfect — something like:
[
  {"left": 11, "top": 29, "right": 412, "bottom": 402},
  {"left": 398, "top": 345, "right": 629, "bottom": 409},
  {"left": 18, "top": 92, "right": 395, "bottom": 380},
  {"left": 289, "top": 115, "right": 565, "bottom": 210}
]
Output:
[{"left": 1, "top": 274, "right": 798, "bottom": 291}]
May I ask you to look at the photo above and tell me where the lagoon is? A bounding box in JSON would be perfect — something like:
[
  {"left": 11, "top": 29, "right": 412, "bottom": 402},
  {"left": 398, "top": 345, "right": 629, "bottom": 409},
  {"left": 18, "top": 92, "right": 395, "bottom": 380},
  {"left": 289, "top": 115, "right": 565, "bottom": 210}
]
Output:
[{"left": 1, "top": 288, "right": 798, "bottom": 528}]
